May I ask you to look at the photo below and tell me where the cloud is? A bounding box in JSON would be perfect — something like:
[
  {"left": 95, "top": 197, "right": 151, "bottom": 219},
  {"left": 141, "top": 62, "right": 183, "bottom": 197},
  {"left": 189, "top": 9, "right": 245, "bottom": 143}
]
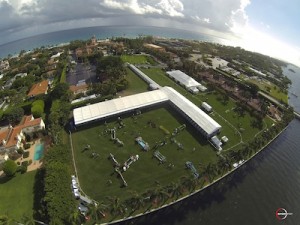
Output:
[{"left": 0, "top": 0, "right": 252, "bottom": 39}]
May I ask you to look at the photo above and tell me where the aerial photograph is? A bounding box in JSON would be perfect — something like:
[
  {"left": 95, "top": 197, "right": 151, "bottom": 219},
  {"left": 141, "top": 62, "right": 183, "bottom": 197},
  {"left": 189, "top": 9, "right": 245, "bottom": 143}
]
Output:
[{"left": 0, "top": 0, "right": 299, "bottom": 224}]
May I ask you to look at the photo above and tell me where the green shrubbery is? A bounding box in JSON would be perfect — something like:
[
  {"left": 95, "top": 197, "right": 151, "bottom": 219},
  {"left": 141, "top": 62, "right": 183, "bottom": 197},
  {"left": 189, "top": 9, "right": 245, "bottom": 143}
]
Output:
[
  {"left": 3, "top": 160, "right": 18, "bottom": 177},
  {"left": 17, "top": 148, "right": 24, "bottom": 155},
  {"left": 31, "top": 100, "right": 45, "bottom": 118},
  {"left": 23, "top": 151, "right": 30, "bottom": 158},
  {"left": 23, "top": 143, "right": 31, "bottom": 149},
  {"left": 43, "top": 145, "right": 76, "bottom": 224}
]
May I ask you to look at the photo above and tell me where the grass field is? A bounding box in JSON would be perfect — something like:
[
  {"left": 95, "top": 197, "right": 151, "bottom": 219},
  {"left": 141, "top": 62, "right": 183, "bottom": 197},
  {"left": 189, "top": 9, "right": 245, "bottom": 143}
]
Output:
[
  {"left": 121, "top": 55, "right": 157, "bottom": 65},
  {"left": 0, "top": 171, "right": 36, "bottom": 221},
  {"left": 72, "top": 105, "right": 218, "bottom": 202},
  {"left": 118, "top": 68, "right": 149, "bottom": 96},
  {"left": 247, "top": 79, "right": 288, "bottom": 104}
]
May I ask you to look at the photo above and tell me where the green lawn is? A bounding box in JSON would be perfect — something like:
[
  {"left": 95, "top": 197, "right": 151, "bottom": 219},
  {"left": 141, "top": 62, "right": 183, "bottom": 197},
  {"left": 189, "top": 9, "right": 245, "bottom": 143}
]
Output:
[
  {"left": 72, "top": 105, "right": 218, "bottom": 202},
  {"left": 0, "top": 171, "right": 36, "bottom": 221},
  {"left": 119, "top": 68, "right": 149, "bottom": 96},
  {"left": 121, "top": 55, "right": 156, "bottom": 65},
  {"left": 247, "top": 79, "right": 288, "bottom": 104}
]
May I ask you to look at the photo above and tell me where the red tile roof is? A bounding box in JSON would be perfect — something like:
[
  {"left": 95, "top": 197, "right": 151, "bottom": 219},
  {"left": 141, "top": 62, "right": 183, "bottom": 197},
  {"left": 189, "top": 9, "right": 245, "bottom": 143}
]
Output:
[
  {"left": 0, "top": 115, "right": 43, "bottom": 148},
  {"left": 70, "top": 84, "right": 88, "bottom": 94},
  {"left": 27, "top": 80, "right": 48, "bottom": 97}
]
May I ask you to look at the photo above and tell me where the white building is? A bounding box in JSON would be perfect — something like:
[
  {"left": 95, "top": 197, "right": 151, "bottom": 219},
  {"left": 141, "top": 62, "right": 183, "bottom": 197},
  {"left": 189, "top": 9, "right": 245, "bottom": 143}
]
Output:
[
  {"left": 73, "top": 87, "right": 221, "bottom": 138},
  {"left": 202, "top": 102, "right": 212, "bottom": 112},
  {"left": 166, "top": 70, "right": 206, "bottom": 93}
]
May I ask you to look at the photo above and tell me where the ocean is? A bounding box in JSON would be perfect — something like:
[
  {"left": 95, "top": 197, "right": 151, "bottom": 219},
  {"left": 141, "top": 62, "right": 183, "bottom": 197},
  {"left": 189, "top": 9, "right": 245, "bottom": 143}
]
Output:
[
  {"left": 1, "top": 26, "right": 300, "bottom": 225},
  {"left": 0, "top": 26, "right": 225, "bottom": 59}
]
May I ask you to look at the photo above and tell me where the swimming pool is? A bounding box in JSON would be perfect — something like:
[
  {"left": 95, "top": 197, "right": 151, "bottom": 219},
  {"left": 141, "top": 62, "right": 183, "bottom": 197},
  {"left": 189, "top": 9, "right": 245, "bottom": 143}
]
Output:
[{"left": 34, "top": 143, "right": 44, "bottom": 161}]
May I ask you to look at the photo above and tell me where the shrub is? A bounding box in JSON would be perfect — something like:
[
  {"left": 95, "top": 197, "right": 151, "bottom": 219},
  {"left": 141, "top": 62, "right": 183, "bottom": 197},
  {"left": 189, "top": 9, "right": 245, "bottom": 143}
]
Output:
[
  {"left": 31, "top": 100, "right": 45, "bottom": 118},
  {"left": 3, "top": 160, "right": 18, "bottom": 177},
  {"left": 28, "top": 159, "right": 33, "bottom": 165},
  {"left": 24, "top": 143, "right": 31, "bottom": 150},
  {"left": 21, "top": 161, "right": 29, "bottom": 167},
  {"left": 20, "top": 165, "right": 27, "bottom": 174},
  {"left": 17, "top": 162, "right": 21, "bottom": 165},
  {"left": 9, "top": 152, "right": 21, "bottom": 160},
  {"left": 17, "top": 148, "right": 24, "bottom": 155},
  {"left": 25, "top": 133, "right": 32, "bottom": 142},
  {"left": 23, "top": 151, "right": 30, "bottom": 158}
]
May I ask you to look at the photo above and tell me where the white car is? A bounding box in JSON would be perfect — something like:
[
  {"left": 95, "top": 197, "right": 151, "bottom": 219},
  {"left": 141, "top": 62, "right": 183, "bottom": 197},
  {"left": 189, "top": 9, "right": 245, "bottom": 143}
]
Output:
[
  {"left": 73, "top": 188, "right": 80, "bottom": 199},
  {"left": 78, "top": 203, "right": 89, "bottom": 215}
]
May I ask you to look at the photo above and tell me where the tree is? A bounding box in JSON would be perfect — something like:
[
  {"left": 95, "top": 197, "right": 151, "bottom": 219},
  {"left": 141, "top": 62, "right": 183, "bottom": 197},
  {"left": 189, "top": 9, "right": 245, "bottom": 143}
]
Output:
[
  {"left": 181, "top": 176, "right": 198, "bottom": 193},
  {"left": 50, "top": 83, "right": 70, "bottom": 100},
  {"left": 4, "top": 107, "right": 24, "bottom": 125},
  {"left": 168, "top": 182, "right": 184, "bottom": 199},
  {"left": 87, "top": 202, "right": 107, "bottom": 222},
  {"left": 3, "top": 160, "right": 18, "bottom": 177},
  {"left": 20, "top": 214, "right": 35, "bottom": 225},
  {"left": 108, "top": 196, "right": 126, "bottom": 217},
  {"left": 127, "top": 191, "right": 145, "bottom": 211},
  {"left": 68, "top": 209, "right": 85, "bottom": 225},
  {"left": 0, "top": 214, "right": 13, "bottom": 225}
]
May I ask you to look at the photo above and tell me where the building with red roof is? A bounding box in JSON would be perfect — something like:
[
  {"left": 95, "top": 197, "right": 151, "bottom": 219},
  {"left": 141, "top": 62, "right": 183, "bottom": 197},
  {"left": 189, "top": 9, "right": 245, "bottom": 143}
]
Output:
[
  {"left": 27, "top": 80, "right": 49, "bottom": 97},
  {"left": 0, "top": 115, "right": 45, "bottom": 153}
]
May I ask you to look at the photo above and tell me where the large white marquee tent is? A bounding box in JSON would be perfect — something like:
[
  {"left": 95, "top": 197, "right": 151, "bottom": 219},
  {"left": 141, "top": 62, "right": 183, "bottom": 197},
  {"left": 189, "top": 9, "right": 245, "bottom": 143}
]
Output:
[{"left": 73, "top": 86, "right": 221, "bottom": 138}]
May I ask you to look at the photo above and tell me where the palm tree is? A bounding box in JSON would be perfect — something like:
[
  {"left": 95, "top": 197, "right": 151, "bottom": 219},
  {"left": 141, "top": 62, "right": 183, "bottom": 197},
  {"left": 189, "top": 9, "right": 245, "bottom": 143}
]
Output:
[
  {"left": 0, "top": 214, "right": 12, "bottom": 225},
  {"left": 168, "top": 182, "right": 184, "bottom": 200},
  {"left": 88, "top": 202, "right": 107, "bottom": 222},
  {"left": 128, "top": 191, "right": 145, "bottom": 211},
  {"left": 68, "top": 209, "right": 85, "bottom": 225},
  {"left": 180, "top": 176, "right": 197, "bottom": 193},
  {"left": 20, "top": 214, "right": 36, "bottom": 225},
  {"left": 108, "top": 196, "right": 126, "bottom": 217},
  {"left": 203, "top": 163, "right": 217, "bottom": 183},
  {"left": 217, "top": 157, "right": 230, "bottom": 175},
  {"left": 147, "top": 185, "right": 169, "bottom": 205}
]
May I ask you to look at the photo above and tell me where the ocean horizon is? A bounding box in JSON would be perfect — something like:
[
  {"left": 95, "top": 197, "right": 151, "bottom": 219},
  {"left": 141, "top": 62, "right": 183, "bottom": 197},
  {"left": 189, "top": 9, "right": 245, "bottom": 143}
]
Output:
[{"left": 0, "top": 25, "right": 227, "bottom": 59}]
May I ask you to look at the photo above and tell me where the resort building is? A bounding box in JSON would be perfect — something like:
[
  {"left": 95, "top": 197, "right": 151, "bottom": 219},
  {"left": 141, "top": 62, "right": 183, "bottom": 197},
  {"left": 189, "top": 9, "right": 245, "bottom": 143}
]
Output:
[
  {"left": 0, "top": 115, "right": 45, "bottom": 153},
  {"left": 166, "top": 70, "right": 207, "bottom": 93},
  {"left": 27, "top": 80, "right": 49, "bottom": 97},
  {"left": 73, "top": 86, "right": 221, "bottom": 138}
]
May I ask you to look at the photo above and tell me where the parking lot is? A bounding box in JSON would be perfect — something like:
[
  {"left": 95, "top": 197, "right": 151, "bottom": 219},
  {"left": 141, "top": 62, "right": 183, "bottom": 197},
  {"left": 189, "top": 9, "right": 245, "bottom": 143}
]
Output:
[{"left": 67, "top": 55, "right": 97, "bottom": 86}]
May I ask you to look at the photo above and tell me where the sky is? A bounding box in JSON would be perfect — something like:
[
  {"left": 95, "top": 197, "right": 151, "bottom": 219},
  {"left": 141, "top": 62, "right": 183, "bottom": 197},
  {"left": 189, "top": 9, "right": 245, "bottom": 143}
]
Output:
[{"left": 0, "top": 0, "right": 299, "bottom": 66}]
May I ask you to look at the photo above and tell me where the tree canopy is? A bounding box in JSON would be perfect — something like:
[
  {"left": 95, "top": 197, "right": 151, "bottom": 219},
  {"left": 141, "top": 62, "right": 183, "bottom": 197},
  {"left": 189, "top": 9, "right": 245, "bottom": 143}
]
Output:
[{"left": 3, "top": 160, "right": 18, "bottom": 177}]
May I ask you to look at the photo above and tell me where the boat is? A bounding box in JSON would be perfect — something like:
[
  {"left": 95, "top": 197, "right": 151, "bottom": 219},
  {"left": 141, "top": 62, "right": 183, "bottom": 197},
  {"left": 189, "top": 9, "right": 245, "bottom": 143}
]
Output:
[{"left": 291, "top": 92, "right": 298, "bottom": 98}]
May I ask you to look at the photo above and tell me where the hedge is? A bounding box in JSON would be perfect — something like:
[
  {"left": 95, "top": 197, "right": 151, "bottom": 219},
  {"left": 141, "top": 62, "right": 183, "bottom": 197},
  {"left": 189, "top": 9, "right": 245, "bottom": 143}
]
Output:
[
  {"left": 23, "top": 151, "right": 30, "bottom": 158},
  {"left": 31, "top": 100, "right": 45, "bottom": 118}
]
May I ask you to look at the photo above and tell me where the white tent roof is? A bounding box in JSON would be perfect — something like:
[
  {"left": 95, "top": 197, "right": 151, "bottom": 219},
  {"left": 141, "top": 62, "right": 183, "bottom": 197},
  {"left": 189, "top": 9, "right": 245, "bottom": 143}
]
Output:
[
  {"left": 161, "top": 87, "right": 221, "bottom": 136},
  {"left": 166, "top": 70, "right": 200, "bottom": 88},
  {"left": 73, "top": 90, "right": 168, "bottom": 125},
  {"left": 73, "top": 86, "right": 221, "bottom": 137}
]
